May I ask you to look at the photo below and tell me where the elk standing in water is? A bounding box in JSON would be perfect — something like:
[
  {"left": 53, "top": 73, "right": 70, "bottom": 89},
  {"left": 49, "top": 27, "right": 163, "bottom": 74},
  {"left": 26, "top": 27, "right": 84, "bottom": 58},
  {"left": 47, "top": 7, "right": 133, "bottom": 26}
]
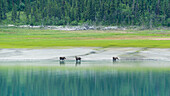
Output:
[
  {"left": 113, "top": 57, "right": 119, "bottom": 61},
  {"left": 60, "top": 57, "right": 66, "bottom": 61},
  {"left": 75, "top": 56, "right": 81, "bottom": 62},
  {"left": 59, "top": 57, "right": 66, "bottom": 65}
]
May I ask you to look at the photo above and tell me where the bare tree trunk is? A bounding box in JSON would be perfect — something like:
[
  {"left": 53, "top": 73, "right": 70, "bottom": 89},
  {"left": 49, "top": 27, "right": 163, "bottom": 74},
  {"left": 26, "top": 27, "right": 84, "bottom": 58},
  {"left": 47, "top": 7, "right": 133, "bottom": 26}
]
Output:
[
  {"left": 156, "top": 0, "right": 160, "bottom": 15},
  {"left": 150, "top": 16, "right": 153, "bottom": 29},
  {"left": 132, "top": 0, "right": 135, "bottom": 25},
  {"left": 132, "top": 0, "right": 135, "bottom": 11},
  {"left": 11, "top": 0, "right": 14, "bottom": 21},
  {"left": 18, "top": 0, "right": 22, "bottom": 20}
]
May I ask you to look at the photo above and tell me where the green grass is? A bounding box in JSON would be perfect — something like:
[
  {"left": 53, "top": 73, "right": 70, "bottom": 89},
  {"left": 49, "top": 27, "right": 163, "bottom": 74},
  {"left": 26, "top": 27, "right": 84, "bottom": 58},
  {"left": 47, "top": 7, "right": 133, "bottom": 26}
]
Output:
[{"left": 0, "top": 28, "right": 170, "bottom": 48}]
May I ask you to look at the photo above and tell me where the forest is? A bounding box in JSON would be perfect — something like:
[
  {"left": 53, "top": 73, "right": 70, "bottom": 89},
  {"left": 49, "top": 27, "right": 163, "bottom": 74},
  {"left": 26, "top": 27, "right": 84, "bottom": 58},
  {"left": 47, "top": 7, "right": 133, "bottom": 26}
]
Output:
[{"left": 0, "top": 0, "right": 169, "bottom": 27}]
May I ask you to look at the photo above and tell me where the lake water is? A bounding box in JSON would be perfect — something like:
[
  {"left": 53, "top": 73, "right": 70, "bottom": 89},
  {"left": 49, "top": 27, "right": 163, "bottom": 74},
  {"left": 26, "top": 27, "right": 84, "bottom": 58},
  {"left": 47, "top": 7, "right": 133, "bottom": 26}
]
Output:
[{"left": 0, "top": 60, "right": 170, "bottom": 96}]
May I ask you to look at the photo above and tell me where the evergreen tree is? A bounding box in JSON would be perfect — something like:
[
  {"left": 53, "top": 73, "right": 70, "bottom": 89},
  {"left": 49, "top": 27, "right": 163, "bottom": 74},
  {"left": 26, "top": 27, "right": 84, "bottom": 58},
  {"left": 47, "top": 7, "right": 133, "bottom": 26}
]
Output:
[
  {"left": 0, "top": 0, "right": 169, "bottom": 26},
  {"left": 2, "top": 0, "right": 8, "bottom": 20},
  {"left": 0, "top": 1, "right": 2, "bottom": 22}
]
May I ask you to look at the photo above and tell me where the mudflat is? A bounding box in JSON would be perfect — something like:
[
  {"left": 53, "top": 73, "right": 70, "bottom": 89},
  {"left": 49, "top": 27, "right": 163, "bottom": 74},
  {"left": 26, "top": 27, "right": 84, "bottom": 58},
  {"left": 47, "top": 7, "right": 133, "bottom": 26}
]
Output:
[{"left": 0, "top": 47, "right": 170, "bottom": 61}]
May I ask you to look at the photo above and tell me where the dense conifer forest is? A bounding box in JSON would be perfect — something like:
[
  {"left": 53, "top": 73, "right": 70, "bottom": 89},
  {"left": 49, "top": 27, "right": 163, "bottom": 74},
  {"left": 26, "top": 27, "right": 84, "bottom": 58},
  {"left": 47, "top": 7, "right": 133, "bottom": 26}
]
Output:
[{"left": 0, "top": 0, "right": 169, "bottom": 27}]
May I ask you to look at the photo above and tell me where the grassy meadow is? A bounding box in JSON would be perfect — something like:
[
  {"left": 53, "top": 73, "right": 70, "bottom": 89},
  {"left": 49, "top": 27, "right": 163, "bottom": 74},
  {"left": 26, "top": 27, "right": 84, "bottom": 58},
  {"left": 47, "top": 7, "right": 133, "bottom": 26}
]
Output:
[{"left": 0, "top": 27, "right": 170, "bottom": 48}]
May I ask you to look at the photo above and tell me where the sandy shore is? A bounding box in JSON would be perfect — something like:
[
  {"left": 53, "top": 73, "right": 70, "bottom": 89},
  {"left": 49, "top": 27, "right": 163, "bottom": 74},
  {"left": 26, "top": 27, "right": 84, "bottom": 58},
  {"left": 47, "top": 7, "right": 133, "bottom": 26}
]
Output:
[{"left": 0, "top": 47, "right": 170, "bottom": 61}]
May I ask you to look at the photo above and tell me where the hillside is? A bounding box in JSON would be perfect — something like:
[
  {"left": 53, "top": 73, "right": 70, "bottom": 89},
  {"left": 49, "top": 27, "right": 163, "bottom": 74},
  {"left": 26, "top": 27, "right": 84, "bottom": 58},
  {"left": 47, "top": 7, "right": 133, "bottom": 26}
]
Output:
[{"left": 0, "top": 0, "right": 169, "bottom": 27}]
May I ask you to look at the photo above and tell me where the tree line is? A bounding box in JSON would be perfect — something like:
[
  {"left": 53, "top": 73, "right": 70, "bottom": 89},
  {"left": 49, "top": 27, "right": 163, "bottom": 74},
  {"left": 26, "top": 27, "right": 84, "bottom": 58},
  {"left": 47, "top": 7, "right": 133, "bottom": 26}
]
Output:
[{"left": 0, "top": 0, "right": 169, "bottom": 27}]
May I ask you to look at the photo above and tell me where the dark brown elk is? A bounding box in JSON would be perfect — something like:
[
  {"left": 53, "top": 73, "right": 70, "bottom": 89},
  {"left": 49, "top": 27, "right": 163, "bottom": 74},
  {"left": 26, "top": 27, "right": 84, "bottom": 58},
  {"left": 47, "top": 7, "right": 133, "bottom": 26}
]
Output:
[
  {"left": 113, "top": 57, "right": 119, "bottom": 61},
  {"left": 60, "top": 57, "right": 66, "bottom": 61},
  {"left": 75, "top": 56, "right": 81, "bottom": 61}
]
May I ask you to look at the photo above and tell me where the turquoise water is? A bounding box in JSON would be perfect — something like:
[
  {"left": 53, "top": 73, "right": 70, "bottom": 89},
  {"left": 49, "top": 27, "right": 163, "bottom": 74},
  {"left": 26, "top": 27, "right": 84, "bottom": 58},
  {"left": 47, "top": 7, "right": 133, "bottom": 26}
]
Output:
[{"left": 0, "top": 60, "right": 170, "bottom": 96}]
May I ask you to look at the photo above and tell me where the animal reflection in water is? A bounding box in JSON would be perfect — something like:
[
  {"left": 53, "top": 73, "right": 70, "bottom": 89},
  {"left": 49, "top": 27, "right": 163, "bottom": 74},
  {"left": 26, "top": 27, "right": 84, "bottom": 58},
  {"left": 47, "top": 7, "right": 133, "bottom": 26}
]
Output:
[
  {"left": 60, "top": 61, "right": 65, "bottom": 65},
  {"left": 75, "top": 61, "right": 81, "bottom": 66},
  {"left": 59, "top": 57, "right": 66, "bottom": 65}
]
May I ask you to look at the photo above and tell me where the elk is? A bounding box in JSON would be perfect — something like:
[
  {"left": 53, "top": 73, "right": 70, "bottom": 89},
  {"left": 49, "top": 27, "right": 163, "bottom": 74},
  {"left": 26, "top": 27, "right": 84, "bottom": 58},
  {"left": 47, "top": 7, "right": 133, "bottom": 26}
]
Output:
[
  {"left": 60, "top": 57, "right": 66, "bottom": 61},
  {"left": 75, "top": 56, "right": 81, "bottom": 61},
  {"left": 113, "top": 57, "right": 119, "bottom": 61}
]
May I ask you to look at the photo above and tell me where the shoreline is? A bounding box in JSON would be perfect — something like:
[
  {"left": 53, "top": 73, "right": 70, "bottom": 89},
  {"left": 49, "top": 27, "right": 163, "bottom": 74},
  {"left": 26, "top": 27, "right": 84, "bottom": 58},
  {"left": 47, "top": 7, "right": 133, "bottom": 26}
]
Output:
[
  {"left": 1, "top": 25, "right": 169, "bottom": 31},
  {"left": 0, "top": 47, "right": 170, "bottom": 61}
]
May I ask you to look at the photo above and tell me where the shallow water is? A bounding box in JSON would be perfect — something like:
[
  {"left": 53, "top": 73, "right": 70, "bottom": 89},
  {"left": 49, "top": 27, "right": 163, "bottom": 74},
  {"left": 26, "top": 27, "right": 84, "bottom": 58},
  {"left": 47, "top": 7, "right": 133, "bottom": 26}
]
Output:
[
  {"left": 0, "top": 60, "right": 170, "bottom": 96},
  {"left": 0, "top": 60, "right": 170, "bottom": 67}
]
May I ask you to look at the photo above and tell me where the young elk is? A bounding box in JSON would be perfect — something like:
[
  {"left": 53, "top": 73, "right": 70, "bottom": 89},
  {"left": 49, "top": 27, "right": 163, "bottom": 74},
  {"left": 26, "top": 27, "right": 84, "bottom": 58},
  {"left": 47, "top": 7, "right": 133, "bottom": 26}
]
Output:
[
  {"left": 75, "top": 56, "right": 81, "bottom": 61},
  {"left": 113, "top": 57, "right": 119, "bottom": 61},
  {"left": 60, "top": 57, "right": 66, "bottom": 61}
]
